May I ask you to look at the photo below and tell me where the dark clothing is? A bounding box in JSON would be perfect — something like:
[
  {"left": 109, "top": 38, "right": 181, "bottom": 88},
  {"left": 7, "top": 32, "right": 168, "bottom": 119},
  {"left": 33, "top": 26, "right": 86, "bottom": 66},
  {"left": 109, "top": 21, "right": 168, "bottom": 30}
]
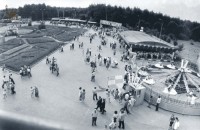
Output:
[
  {"left": 119, "top": 121, "right": 125, "bottom": 129},
  {"left": 156, "top": 103, "right": 159, "bottom": 111},
  {"left": 96, "top": 99, "right": 102, "bottom": 110},
  {"left": 9, "top": 77, "right": 15, "bottom": 84},
  {"left": 100, "top": 101, "right": 106, "bottom": 114},
  {"left": 124, "top": 101, "right": 130, "bottom": 114},
  {"left": 93, "top": 93, "right": 98, "bottom": 100},
  {"left": 35, "top": 87, "right": 39, "bottom": 97},
  {"left": 92, "top": 117, "right": 97, "bottom": 126}
]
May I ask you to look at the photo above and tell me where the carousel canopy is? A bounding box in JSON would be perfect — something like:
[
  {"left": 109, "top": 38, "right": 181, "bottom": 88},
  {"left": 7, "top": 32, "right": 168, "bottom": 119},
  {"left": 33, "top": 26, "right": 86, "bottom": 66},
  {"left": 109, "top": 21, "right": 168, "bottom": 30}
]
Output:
[{"left": 119, "top": 31, "right": 175, "bottom": 49}]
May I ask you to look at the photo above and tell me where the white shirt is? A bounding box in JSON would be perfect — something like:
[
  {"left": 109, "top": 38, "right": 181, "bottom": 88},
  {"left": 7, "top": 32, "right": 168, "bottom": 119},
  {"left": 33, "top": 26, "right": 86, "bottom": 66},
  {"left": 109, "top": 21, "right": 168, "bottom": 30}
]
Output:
[
  {"left": 157, "top": 97, "right": 161, "bottom": 104},
  {"left": 174, "top": 121, "right": 180, "bottom": 130}
]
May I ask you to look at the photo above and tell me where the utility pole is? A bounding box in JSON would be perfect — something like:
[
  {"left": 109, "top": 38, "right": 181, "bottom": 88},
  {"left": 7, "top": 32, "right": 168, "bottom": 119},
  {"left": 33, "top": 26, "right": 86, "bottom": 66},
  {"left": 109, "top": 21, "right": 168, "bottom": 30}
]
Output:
[
  {"left": 159, "top": 19, "right": 163, "bottom": 39},
  {"left": 57, "top": 9, "right": 59, "bottom": 18},
  {"left": 63, "top": 9, "right": 65, "bottom": 18},
  {"left": 106, "top": 5, "right": 107, "bottom": 20},
  {"left": 40, "top": 9, "right": 45, "bottom": 21}
]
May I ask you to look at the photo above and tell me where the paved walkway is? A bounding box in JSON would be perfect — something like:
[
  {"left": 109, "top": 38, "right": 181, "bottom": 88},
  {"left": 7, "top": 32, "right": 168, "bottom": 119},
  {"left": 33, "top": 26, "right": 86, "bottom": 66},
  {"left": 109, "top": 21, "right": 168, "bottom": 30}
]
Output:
[{"left": 0, "top": 28, "right": 199, "bottom": 130}]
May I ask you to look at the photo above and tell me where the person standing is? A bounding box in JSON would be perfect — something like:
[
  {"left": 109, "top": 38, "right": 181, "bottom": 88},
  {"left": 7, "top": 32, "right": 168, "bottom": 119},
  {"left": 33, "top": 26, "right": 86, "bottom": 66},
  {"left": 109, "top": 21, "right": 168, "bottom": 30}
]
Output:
[
  {"left": 173, "top": 117, "right": 180, "bottom": 130},
  {"left": 2, "top": 76, "right": 6, "bottom": 89},
  {"left": 148, "top": 95, "right": 153, "bottom": 108},
  {"left": 92, "top": 108, "right": 98, "bottom": 126},
  {"left": 109, "top": 111, "right": 118, "bottom": 129},
  {"left": 169, "top": 114, "right": 175, "bottom": 130},
  {"left": 10, "top": 82, "right": 16, "bottom": 94},
  {"left": 82, "top": 89, "right": 86, "bottom": 101},
  {"left": 106, "top": 89, "right": 111, "bottom": 103},
  {"left": 31, "top": 86, "right": 35, "bottom": 98},
  {"left": 92, "top": 87, "right": 98, "bottom": 101},
  {"left": 35, "top": 86, "right": 39, "bottom": 98},
  {"left": 100, "top": 99, "right": 106, "bottom": 114},
  {"left": 79, "top": 87, "right": 82, "bottom": 101},
  {"left": 155, "top": 96, "right": 161, "bottom": 111},
  {"left": 124, "top": 100, "right": 130, "bottom": 114},
  {"left": 3, "top": 88, "right": 7, "bottom": 99},
  {"left": 118, "top": 109, "right": 126, "bottom": 129},
  {"left": 129, "top": 96, "right": 136, "bottom": 111}
]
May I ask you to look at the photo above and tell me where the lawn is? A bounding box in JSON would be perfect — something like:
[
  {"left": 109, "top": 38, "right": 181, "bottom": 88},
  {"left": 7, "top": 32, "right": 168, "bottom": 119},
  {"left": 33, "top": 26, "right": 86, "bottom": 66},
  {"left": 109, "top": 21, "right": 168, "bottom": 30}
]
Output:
[
  {"left": 27, "top": 37, "right": 55, "bottom": 44},
  {"left": 0, "top": 38, "right": 25, "bottom": 53},
  {"left": 178, "top": 40, "right": 200, "bottom": 72},
  {"left": 0, "top": 25, "right": 87, "bottom": 71},
  {"left": 1, "top": 42, "right": 61, "bottom": 71}
]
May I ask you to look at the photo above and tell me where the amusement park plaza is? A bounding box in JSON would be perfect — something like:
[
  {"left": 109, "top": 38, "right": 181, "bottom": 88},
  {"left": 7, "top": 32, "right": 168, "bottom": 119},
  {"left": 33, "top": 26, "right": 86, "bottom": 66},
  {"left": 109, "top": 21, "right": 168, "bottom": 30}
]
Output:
[{"left": 0, "top": 21, "right": 200, "bottom": 130}]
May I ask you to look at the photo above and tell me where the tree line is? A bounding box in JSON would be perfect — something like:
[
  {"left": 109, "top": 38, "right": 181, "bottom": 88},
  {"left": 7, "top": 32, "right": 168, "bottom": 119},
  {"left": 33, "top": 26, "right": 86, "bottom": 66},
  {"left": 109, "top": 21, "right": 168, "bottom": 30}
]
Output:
[{"left": 2, "top": 3, "right": 200, "bottom": 41}]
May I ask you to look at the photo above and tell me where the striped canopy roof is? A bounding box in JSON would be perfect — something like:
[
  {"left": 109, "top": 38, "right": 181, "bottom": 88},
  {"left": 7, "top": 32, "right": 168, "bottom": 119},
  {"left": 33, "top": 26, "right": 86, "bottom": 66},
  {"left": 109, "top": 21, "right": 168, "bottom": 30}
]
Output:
[{"left": 119, "top": 31, "right": 175, "bottom": 48}]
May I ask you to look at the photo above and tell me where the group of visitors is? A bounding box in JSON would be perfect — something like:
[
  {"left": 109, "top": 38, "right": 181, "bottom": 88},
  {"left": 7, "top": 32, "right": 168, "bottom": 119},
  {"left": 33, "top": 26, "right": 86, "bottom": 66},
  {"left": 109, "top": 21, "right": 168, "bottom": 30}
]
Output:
[
  {"left": 2, "top": 73, "right": 16, "bottom": 99},
  {"left": 108, "top": 109, "right": 126, "bottom": 129},
  {"left": 19, "top": 65, "right": 32, "bottom": 77}
]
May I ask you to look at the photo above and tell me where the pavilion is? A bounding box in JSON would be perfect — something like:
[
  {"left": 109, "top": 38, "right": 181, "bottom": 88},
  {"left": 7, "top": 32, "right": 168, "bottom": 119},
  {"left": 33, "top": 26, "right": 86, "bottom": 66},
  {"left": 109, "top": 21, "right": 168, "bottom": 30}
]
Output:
[{"left": 119, "top": 31, "right": 177, "bottom": 53}]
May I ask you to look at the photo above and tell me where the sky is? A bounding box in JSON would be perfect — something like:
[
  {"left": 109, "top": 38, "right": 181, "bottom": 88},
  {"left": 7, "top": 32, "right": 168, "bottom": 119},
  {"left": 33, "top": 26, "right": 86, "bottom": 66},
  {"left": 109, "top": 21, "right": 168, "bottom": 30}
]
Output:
[{"left": 0, "top": 0, "right": 200, "bottom": 23}]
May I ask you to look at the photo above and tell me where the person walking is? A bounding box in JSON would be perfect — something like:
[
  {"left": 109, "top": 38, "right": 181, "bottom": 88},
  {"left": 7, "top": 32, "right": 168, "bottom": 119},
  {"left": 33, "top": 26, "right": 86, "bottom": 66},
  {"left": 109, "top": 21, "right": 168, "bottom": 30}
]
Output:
[
  {"left": 92, "top": 108, "right": 98, "bottom": 126},
  {"left": 93, "top": 87, "right": 98, "bottom": 100},
  {"left": 173, "top": 117, "right": 180, "bottom": 130},
  {"left": 100, "top": 99, "right": 106, "bottom": 114},
  {"left": 96, "top": 96, "right": 102, "bottom": 110},
  {"left": 155, "top": 96, "right": 161, "bottom": 111},
  {"left": 148, "top": 95, "right": 153, "bottom": 108},
  {"left": 118, "top": 109, "right": 126, "bottom": 129},
  {"left": 9, "top": 74, "right": 15, "bottom": 85}
]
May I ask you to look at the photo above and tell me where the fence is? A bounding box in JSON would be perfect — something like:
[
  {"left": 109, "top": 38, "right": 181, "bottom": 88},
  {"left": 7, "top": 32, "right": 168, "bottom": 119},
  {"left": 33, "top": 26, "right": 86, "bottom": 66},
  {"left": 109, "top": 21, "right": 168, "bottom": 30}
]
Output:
[{"left": 144, "top": 84, "right": 200, "bottom": 115}]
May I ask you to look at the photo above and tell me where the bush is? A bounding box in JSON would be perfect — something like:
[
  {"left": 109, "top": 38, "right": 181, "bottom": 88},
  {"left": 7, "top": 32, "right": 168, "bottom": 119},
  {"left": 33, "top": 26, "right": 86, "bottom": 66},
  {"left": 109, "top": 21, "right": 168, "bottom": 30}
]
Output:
[
  {"left": 38, "top": 22, "right": 46, "bottom": 30},
  {"left": 173, "top": 41, "right": 178, "bottom": 46},
  {"left": 177, "top": 43, "right": 184, "bottom": 51},
  {"left": 166, "top": 38, "right": 171, "bottom": 43},
  {"left": 28, "top": 22, "right": 32, "bottom": 26}
]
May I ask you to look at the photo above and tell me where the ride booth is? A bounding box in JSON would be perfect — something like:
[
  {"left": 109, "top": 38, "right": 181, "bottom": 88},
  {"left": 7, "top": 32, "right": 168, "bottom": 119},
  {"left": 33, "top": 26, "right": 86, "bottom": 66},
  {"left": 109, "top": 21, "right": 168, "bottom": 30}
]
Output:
[
  {"left": 108, "top": 75, "right": 146, "bottom": 106},
  {"left": 127, "top": 83, "right": 146, "bottom": 106}
]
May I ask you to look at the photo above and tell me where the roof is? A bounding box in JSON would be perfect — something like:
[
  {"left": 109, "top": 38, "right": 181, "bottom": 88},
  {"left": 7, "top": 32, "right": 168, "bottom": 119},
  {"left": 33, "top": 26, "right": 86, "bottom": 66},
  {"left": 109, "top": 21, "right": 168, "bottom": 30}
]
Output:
[
  {"left": 119, "top": 31, "right": 175, "bottom": 48},
  {"left": 60, "top": 18, "right": 86, "bottom": 23}
]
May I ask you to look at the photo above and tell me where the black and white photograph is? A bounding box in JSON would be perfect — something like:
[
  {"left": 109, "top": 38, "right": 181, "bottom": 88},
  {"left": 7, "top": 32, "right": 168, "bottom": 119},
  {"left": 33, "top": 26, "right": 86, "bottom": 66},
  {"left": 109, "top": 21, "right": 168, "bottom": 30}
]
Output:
[{"left": 0, "top": 0, "right": 200, "bottom": 130}]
